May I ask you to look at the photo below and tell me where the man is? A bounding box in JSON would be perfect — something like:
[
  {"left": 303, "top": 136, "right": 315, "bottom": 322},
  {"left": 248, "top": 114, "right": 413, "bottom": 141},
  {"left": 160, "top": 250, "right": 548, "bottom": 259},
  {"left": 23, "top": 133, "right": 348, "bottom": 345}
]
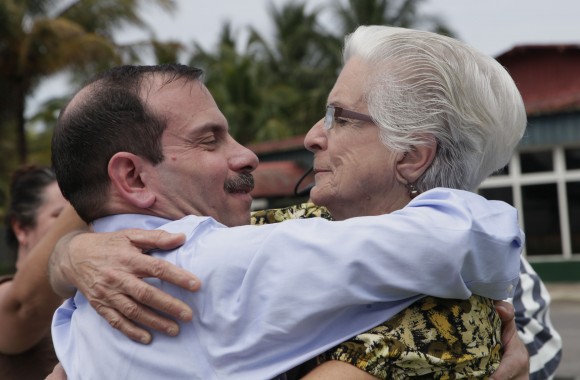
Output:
[{"left": 50, "top": 63, "right": 521, "bottom": 379}]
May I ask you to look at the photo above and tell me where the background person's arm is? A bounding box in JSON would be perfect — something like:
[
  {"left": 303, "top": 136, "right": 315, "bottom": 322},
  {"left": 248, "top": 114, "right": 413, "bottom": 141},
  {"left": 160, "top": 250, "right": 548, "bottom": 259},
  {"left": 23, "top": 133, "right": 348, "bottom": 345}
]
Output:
[
  {"left": 48, "top": 228, "right": 200, "bottom": 344},
  {"left": 50, "top": 192, "right": 526, "bottom": 378},
  {"left": 513, "top": 258, "right": 562, "bottom": 379},
  {"left": 0, "top": 205, "right": 85, "bottom": 354}
]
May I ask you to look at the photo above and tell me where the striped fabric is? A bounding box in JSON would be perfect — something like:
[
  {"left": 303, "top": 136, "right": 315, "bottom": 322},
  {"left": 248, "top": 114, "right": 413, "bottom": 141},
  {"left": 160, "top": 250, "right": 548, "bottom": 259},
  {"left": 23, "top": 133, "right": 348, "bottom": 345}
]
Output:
[{"left": 512, "top": 258, "right": 563, "bottom": 379}]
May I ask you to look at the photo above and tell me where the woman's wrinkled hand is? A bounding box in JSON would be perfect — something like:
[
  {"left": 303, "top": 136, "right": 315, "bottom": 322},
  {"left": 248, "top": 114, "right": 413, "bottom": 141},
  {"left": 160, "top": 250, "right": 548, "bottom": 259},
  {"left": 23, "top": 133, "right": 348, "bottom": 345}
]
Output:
[{"left": 49, "top": 228, "right": 200, "bottom": 344}]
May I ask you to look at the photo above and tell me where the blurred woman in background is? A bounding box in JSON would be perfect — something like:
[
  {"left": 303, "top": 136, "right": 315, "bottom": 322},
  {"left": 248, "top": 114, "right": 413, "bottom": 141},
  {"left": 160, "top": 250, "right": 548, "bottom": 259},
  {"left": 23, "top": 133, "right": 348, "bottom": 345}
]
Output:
[{"left": 0, "top": 165, "right": 84, "bottom": 379}]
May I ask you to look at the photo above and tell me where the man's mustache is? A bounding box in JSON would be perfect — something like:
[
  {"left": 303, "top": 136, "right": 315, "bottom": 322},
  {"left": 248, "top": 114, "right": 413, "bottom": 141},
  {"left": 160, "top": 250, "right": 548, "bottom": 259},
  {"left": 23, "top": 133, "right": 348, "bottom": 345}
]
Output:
[{"left": 224, "top": 173, "right": 255, "bottom": 193}]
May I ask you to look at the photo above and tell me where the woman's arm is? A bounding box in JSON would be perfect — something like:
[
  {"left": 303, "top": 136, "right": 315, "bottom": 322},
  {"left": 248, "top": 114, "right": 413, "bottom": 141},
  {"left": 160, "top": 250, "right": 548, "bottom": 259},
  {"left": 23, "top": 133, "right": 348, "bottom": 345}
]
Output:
[
  {"left": 0, "top": 204, "right": 86, "bottom": 354},
  {"left": 48, "top": 228, "right": 200, "bottom": 344},
  {"left": 302, "top": 362, "right": 376, "bottom": 380}
]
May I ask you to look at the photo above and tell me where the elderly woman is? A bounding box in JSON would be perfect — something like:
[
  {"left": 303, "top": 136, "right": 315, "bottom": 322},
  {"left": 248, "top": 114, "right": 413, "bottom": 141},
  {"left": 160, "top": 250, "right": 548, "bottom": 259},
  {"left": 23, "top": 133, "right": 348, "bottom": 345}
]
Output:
[
  {"left": 255, "top": 26, "right": 538, "bottom": 379},
  {"left": 48, "top": 26, "right": 552, "bottom": 378},
  {"left": 0, "top": 166, "right": 84, "bottom": 379}
]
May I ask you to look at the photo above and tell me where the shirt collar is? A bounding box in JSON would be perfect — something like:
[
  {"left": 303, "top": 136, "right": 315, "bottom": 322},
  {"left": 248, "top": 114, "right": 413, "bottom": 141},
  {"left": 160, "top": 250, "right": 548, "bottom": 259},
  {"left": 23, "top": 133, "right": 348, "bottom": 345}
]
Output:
[{"left": 91, "top": 214, "right": 171, "bottom": 233}]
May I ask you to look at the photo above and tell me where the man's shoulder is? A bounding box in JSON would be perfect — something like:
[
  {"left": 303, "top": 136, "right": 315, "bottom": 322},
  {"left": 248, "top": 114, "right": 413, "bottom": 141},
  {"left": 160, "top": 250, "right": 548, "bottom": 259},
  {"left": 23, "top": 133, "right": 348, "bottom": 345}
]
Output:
[{"left": 153, "top": 215, "right": 230, "bottom": 245}]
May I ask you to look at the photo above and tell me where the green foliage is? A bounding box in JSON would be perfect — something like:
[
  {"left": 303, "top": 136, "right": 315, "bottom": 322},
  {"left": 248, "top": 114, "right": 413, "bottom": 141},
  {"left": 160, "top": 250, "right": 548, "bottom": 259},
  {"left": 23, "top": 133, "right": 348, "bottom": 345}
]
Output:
[
  {"left": 0, "top": 0, "right": 454, "bottom": 201},
  {"left": 188, "top": 0, "right": 454, "bottom": 145},
  {"left": 0, "top": 0, "right": 177, "bottom": 203}
]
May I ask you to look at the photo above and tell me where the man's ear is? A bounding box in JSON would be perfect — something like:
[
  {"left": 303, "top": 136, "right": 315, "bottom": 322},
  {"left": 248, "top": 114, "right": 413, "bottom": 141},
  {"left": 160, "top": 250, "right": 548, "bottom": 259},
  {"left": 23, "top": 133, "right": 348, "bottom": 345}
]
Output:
[
  {"left": 395, "top": 136, "right": 437, "bottom": 185},
  {"left": 108, "top": 152, "right": 155, "bottom": 209}
]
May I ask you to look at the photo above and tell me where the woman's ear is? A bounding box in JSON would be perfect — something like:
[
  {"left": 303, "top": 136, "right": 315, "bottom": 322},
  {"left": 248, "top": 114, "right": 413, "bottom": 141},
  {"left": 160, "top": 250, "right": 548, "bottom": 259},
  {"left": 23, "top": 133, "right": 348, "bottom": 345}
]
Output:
[
  {"left": 108, "top": 152, "right": 155, "bottom": 209},
  {"left": 395, "top": 136, "right": 437, "bottom": 184},
  {"left": 10, "top": 219, "right": 29, "bottom": 248}
]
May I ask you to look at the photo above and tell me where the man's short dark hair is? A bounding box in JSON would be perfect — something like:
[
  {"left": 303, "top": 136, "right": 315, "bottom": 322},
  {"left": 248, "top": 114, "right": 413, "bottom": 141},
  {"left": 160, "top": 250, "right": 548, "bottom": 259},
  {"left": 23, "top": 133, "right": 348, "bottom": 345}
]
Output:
[{"left": 52, "top": 64, "right": 204, "bottom": 222}]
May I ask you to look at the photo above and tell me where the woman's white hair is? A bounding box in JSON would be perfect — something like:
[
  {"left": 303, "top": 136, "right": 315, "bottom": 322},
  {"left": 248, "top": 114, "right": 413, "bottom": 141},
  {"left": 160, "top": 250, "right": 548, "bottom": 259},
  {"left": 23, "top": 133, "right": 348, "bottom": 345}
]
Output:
[{"left": 344, "top": 25, "right": 526, "bottom": 191}]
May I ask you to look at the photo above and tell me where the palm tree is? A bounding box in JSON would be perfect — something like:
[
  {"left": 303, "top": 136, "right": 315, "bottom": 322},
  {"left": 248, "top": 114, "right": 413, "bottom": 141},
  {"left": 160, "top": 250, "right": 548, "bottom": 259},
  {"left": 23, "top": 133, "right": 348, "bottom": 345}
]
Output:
[
  {"left": 333, "top": 0, "right": 455, "bottom": 37},
  {"left": 245, "top": 1, "right": 338, "bottom": 138},
  {"left": 0, "top": 0, "right": 177, "bottom": 207},
  {"left": 181, "top": 0, "right": 457, "bottom": 147},
  {"left": 190, "top": 22, "right": 265, "bottom": 144},
  {"left": 151, "top": 39, "right": 184, "bottom": 64},
  {"left": 0, "top": 0, "right": 176, "bottom": 164}
]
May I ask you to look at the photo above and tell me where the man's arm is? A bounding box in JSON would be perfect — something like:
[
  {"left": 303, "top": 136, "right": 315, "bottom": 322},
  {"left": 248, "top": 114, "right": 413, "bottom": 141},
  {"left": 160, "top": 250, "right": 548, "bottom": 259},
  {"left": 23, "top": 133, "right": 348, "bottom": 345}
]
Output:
[
  {"left": 52, "top": 190, "right": 527, "bottom": 378},
  {"left": 491, "top": 301, "right": 530, "bottom": 380},
  {"left": 490, "top": 260, "right": 564, "bottom": 380},
  {"left": 0, "top": 205, "right": 85, "bottom": 354},
  {"left": 51, "top": 190, "right": 522, "bottom": 345},
  {"left": 302, "top": 362, "right": 376, "bottom": 379},
  {"left": 49, "top": 228, "right": 201, "bottom": 344}
]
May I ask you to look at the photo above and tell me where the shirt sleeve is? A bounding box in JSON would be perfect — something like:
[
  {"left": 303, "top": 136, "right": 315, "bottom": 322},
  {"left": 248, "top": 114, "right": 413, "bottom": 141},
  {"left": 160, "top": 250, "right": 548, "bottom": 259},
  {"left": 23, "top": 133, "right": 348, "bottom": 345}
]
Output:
[
  {"left": 157, "top": 188, "right": 524, "bottom": 378},
  {"left": 512, "top": 257, "right": 563, "bottom": 379},
  {"left": 264, "top": 189, "right": 523, "bottom": 301}
]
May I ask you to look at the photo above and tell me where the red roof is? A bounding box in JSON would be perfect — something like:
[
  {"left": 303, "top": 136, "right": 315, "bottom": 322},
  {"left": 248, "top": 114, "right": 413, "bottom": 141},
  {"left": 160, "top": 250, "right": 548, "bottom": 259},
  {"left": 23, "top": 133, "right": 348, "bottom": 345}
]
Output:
[
  {"left": 496, "top": 45, "right": 580, "bottom": 115},
  {"left": 247, "top": 135, "right": 306, "bottom": 154},
  {"left": 251, "top": 161, "right": 310, "bottom": 198},
  {"left": 249, "top": 44, "right": 580, "bottom": 199}
]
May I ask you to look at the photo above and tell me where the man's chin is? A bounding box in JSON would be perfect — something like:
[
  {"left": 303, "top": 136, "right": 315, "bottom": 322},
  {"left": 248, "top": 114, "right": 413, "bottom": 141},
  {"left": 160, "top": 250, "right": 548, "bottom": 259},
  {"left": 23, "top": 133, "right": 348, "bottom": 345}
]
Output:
[
  {"left": 228, "top": 191, "right": 253, "bottom": 211},
  {"left": 225, "top": 211, "right": 252, "bottom": 227},
  {"left": 223, "top": 196, "right": 253, "bottom": 227}
]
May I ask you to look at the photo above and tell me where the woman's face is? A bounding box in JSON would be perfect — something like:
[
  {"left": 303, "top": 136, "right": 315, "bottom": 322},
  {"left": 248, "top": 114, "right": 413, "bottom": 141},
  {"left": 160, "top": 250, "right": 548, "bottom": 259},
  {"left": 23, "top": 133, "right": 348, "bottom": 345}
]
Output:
[
  {"left": 304, "top": 58, "right": 409, "bottom": 220},
  {"left": 17, "top": 181, "right": 68, "bottom": 257}
]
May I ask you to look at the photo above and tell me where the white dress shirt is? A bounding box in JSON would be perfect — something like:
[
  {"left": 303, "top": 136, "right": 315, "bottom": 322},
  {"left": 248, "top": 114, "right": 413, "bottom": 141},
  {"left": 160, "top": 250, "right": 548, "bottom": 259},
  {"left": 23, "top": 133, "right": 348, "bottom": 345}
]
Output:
[{"left": 52, "top": 188, "right": 523, "bottom": 380}]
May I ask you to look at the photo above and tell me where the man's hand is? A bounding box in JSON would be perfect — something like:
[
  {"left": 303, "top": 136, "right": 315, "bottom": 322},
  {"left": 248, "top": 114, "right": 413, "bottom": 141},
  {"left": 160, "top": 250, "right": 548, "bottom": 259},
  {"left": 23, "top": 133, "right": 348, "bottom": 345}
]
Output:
[
  {"left": 491, "top": 301, "right": 530, "bottom": 380},
  {"left": 49, "top": 228, "right": 201, "bottom": 344}
]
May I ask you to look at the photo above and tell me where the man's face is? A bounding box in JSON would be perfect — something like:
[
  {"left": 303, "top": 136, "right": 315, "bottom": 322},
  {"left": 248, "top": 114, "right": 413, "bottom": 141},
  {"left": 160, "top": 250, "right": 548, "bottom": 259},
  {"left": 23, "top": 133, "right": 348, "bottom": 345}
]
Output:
[
  {"left": 145, "top": 77, "right": 259, "bottom": 226},
  {"left": 304, "top": 58, "right": 406, "bottom": 220}
]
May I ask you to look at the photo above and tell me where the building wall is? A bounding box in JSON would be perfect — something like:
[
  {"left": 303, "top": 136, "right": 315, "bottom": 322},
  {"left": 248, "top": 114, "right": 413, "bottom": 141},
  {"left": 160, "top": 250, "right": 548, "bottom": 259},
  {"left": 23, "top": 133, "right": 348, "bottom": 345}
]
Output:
[
  {"left": 479, "top": 114, "right": 580, "bottom": 278},
  {"left": 494, "top": 46, "right": 580, "bottom": 279}
]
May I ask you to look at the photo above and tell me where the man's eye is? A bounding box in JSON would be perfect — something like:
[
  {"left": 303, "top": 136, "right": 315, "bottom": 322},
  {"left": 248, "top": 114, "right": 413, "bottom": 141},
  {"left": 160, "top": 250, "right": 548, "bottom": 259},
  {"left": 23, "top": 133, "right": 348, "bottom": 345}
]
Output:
[{"left": 334, "top": 117, "right": 349, "bottom": 126}]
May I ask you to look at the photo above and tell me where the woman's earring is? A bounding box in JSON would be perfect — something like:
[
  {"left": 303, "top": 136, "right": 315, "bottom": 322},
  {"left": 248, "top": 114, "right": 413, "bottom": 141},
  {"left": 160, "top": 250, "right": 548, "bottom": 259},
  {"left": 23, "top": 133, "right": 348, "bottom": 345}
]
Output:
[{"left": 409, "top": 183, "right": 420, "bottom": 199}]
